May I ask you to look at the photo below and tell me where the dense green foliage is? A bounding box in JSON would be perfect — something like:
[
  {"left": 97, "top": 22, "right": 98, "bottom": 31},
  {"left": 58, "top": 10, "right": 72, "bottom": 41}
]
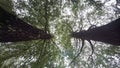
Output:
[{"left": 0, "top": 0, "right": 120, "bottom": 68}]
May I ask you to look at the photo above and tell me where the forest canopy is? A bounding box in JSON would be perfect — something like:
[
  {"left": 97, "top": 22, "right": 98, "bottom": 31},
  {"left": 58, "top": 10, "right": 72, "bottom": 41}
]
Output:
[{"left": 0, "top": 0, "right": 120, "bottom": 68}]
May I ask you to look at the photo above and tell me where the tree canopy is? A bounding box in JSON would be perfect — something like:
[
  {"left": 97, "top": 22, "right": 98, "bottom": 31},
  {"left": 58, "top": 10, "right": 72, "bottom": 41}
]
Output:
[{"left": 0, "top": 0, "right": 120, "bottom": 68}]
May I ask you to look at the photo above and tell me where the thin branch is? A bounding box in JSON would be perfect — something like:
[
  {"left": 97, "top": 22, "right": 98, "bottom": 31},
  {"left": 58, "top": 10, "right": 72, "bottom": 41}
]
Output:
[
  {"left": 88, "top": 25, "right": 97, "bottom": 30},
  {"left": 64, "top": 20, "right": 73, "bottom": 32},
  {"left": 44, "top": 0, "right": 49, "bottom": 33},
  {"left": 69, "top": 39, "right": 84, "bottom": 65},
  {"left": 87, "top": 40, "right": 94, "bottom": 60},
  {"left": 87, "top": 17, "right": 92, "bottom": 26},
  {"left": 89, "top": 40, "right": 94, "bottom": 55}
]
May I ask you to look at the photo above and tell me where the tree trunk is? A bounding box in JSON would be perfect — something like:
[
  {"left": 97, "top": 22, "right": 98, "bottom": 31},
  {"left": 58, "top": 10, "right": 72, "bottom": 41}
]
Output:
[
  {"left": 71, "top": 18, "right": 120, "bottom": 46},
  {"left": 0, "top": 6, "right": 52, "bottom": 42}
]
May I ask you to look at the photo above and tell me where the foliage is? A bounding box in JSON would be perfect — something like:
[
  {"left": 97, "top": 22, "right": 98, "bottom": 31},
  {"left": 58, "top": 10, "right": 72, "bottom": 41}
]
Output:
[{"left": 0, "top": 0, "right": 120, "bottom": 68}]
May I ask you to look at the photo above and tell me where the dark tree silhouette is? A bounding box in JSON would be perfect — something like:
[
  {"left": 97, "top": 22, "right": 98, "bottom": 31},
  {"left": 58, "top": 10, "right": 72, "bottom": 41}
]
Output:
[
  {"left": 0, "top": 6, "right": 52, "bottom": 42},
  {"left": 71, "top": 18, "right": 120, "bottom": 46}
]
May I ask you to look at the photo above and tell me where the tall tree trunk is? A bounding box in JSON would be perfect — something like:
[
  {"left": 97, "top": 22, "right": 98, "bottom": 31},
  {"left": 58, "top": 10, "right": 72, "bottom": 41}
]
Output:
[
  {"left": 71, "top": 18, "right": 120, "bottom": 46},
  {"left": 0, "top": 6, "right": 52, "bottom": 42}
]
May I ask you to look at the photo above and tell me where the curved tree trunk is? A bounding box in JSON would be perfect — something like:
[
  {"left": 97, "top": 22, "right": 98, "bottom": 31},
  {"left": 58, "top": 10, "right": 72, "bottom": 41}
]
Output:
[
  {"left": 0, "top": 6, "right": 52, "bottom": 42},
  {"left": 71, "top": 18, "right": 120, "bottom": 46}
]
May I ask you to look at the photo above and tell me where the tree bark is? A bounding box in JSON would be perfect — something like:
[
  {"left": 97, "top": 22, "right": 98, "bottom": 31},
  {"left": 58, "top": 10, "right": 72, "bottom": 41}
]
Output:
[
  {"left": 0, "top": 6, "right": 52, "bottom": 42},
  {"left": 71, "top": 18, "right": 120, "bottom": 46}
]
